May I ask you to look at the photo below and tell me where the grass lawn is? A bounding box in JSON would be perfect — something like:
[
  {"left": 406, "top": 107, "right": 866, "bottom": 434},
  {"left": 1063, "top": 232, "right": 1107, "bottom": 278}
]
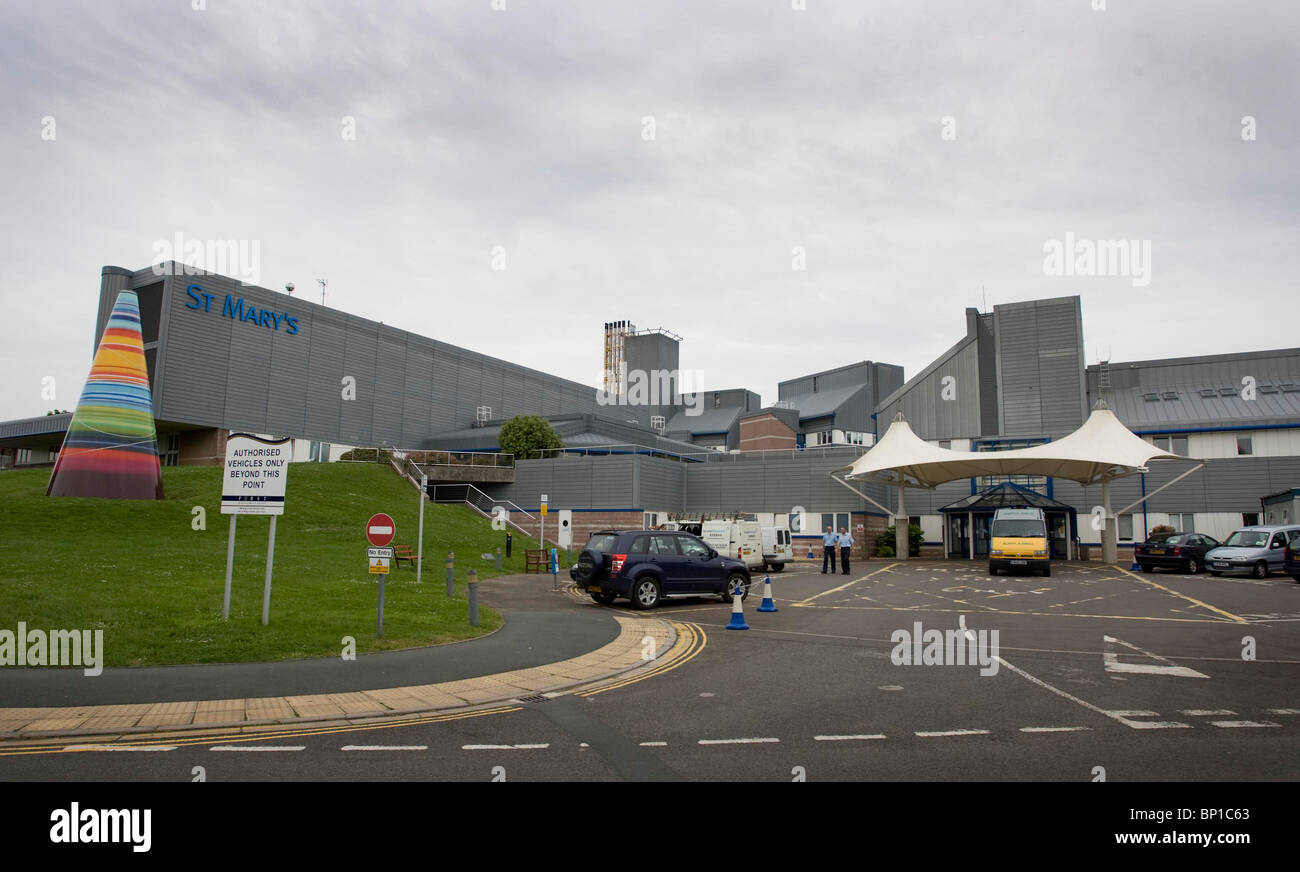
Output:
[{"left": 0, "top": 463, "right": 559, "bottom": 667}]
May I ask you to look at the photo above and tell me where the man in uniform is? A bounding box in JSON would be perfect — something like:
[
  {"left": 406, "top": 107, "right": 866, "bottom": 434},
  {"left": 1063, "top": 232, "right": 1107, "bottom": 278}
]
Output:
[
  {"left": 822, "top": 526, "right": 838, "bottom": 574},
  {"left": 838, "top": 526, "right": 855, "bottom": 575}
]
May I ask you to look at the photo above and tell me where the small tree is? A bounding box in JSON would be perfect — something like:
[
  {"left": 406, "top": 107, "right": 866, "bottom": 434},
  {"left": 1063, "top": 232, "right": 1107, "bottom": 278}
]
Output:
[
  {"left": 876, "top": 524, "right": 924, "bottom": 557},
  {"left": 499, "top": 415, "right": 563, "bottom": 460}
]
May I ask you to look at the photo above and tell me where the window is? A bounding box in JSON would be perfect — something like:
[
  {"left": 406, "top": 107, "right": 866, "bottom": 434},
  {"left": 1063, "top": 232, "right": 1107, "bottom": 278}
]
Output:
[
  {"left": 162, "top": 433, "right": 180, "bottom": 467},
  {"left": 1242, "top": 513, "right": 1260, "bottom": 526},
  {"left": 649, "top": 535, "right": 680, "bottom": 555},
  {"left": 629, "top": 536, "right": 649, "bottom": 554},
  {"left": 16, "top": 448, "right": 31, "bottom": 465},
  {"left": 836, "top": 513, "right": 850, "bottom": 532},
  {"left": 1270, "top": 532, "right": 1288, "bottom": 549},
  {"left": 678, "top": 537, "right": 710, "bottom": 557},
  {"left": 820, "top": 513, "right": 835, "bottom": 532},
  {"left": 814, "top": 431, "right": 834, "bottom": 446},
  {"left": 1152, "top": 435, "right": 1188, "bottom": 453},
  {"left": 939, "top": 439, "right": 951, "bottom": 449},
  {"left": 1118, "top": 514, "right": 1134, "bottom": 541},
  {"left": 1237, "top": 435, "right": 1253, "bottom": 456},
  {"left": 1168, "top": 513, "right": 1195, "bottom": 532}
]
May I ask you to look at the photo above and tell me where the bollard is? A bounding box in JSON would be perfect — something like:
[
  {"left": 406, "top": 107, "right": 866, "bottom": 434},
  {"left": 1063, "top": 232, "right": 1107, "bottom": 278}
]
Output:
[
  {"left": 506, "top": 532, "right": 512, "bottom": 558},
  {"left": 445, "top": 551, "right": 455, "bottom": 598},
  {"left": 495, "top": 547, "right": 502, "bottom": 571},
  {"left": 467, "top": 569, "right": 479, "bottom": 627}
]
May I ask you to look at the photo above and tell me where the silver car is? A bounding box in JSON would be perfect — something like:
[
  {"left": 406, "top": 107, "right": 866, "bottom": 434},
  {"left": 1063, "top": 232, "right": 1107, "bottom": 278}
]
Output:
[{"left": 1205, "top": 525, "right": 1300, "bottom": 578}]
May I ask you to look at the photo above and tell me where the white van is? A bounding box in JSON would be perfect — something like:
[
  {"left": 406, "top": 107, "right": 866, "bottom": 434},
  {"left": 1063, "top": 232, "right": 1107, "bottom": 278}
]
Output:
[
  {"left": 701, "top": 520, "right": 766, "bottom": 571},
  {"left": 761, "top": 525, "right": 792, "bottom": 572}
]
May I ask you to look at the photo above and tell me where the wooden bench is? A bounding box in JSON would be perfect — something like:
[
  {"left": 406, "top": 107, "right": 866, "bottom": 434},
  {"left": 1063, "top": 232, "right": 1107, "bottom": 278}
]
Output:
[
  {"left": 524, "top": 549, "right": 547, "bottom": 573},
  {"left": 393, "top": 545, "right": 417, "bottom": 568}
]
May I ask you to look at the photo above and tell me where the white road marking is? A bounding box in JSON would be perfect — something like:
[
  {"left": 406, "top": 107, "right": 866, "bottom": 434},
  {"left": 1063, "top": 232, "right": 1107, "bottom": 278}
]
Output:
[
  {"left": 64, "top": 744, "right": 177, "bottom": 752},
  {"left": 461, "top": 743, "right": 550, "bottom": 750},
  {"left": 1108, "top": 710, "right": 1160, "bottom": 717},
  {"left": 1180, "top": 710, "right": 1236, "bottom": 717},
  {"left": 878, "top": 685, "right": 904, "bottom": 691},
  {"left": 1265, "top": 708, "right": 1300, "bottom": 715},
  {"left": 814, "top": 734, "right": 887, "bottom": 741},
  {"left": 639, "top": 741, "right": 668, "bottom": 747},
  {"left": 915, "top": 729, "right": 990, "bottom": 737},
  {"left": 996, "top": 654, "right": 1191, "bottom": 730},
  {"left": 1103, "top": 636, "right": 1210, "bottom": 678},
  {"left": 340, "top": 745, "right": 427, "bottom": 751},
  {"left": 697, "top": 737, "right": 780, "bottom": 745},
  {"left": 209, "top": 745, "right": 306, "bottom": 752},
  {"left": 1208, "top": 720, "right": 1281, "bottom": 729},
  {"left": 1018, "top": 726, "right": 1091, "bottom": 733}
]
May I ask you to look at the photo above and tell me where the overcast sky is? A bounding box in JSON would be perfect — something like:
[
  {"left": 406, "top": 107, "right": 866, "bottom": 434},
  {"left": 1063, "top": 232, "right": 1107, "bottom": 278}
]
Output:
[{"left": 1, "top": 0, "right": 1296, "bottom": 422}]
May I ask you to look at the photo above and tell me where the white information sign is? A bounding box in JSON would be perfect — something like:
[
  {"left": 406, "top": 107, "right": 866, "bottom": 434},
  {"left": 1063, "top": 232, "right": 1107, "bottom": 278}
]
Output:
[{"left": 222, "top": 433, "right": 291, "bottom": 515}]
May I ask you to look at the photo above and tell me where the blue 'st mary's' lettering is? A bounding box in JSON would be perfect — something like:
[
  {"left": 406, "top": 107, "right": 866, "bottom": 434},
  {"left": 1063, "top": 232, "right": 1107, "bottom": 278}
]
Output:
[{"left": 186, "top": 284, "right": 298, "bottom": 334}]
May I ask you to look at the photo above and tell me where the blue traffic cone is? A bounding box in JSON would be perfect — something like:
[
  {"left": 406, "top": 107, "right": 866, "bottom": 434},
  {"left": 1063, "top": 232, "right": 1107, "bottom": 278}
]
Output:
[
  {"left": 806, "top": 544, "right": 815, "bottom": 559},
  {"left": 757, "top": 575, "right": 778, "bottom": 612},
  {"left": 725, "top": 585, "right": 750, "bottom": 630}
]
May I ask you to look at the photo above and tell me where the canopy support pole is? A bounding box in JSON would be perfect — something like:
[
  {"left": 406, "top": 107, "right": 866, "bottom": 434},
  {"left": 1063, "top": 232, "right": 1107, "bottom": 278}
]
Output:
[
  {"left": 895, "top": 482, "right": 908, "bottom": 562},
  {"left": 1101, "top": 477, "right": 1117, "bottom": 565},
  {"left": 829, "top": 472, "right": 895, "bottom": 516},
  {"left": 1115, "top": 463, "right": 1206, "bottom": 516},
  {"left": 968, "top": 511, "right": 974, "bottom": 560}
]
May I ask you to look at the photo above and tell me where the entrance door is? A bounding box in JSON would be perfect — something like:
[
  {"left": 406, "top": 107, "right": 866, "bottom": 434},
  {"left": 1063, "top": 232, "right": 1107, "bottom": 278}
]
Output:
[
  {"left": 947, "top": 515, "right": 969, "bottom": 558},
  {"left": 1048, "top": 513, "right": 1069, "bottom": 559},
  {"left": 973, "top": 515, "right": 991, "bottom": 557}
]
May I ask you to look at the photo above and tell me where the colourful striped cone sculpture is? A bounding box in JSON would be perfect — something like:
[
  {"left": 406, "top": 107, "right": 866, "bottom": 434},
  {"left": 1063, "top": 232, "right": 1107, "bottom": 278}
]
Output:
[{"left": 47, "top": 290, "right": 164, "bottom": 500}]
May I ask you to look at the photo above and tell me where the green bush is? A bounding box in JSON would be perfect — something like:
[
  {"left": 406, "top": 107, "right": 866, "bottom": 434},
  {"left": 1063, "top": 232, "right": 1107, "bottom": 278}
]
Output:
[{"left": 876, "top": 523, "right": 924, "bottom": 557}]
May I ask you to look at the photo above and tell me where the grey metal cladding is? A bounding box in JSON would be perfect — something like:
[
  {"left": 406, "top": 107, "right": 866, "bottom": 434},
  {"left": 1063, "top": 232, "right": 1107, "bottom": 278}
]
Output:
[
  {"left": 430, "top": 348, "right": 460, "bottom": 432},
  {"left": 372, "top": 330, "right": 407, "bottom": 445},
  {"left": 304, "top": 309, "right": 347, "bottom": 440},
  {"left": 995, "top": 297, "right": 1085, "bottom": 438},
  {"left": 223, "top": 310, "right": 274, "bottom": 433},
  {"left": 157, "top": 283, "right": 233, "bottom": 428},
  {"left": 402, "top": 339, "right": 434, "bottom": 446},
  {"left": 479, "top": 360, "right": 506, "bottom": 421},
  {"left": 454, "top": 353, "right": 484, "bottom": 426},
  {"left": 263, "top": 298, "right": 313, "bottom": 437},
  {"left": 638, "top": 457, "right": 684, "bottom": 510},
  {"left": 338, "top": 316, "right": 378, "bottom": 445},
  {"left": 590, "top": 456, "right": 635, "bottom": 508}
]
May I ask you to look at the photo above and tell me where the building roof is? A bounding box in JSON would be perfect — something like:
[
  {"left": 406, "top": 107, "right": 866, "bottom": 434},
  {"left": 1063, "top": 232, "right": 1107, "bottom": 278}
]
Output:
[
  {"left": 1106, "top": 382, "right": 1300, "bottom": 431},
  {"left": 662, "top": 405, "right": 743, "bottom": 436},
  {"left": 938, "top": 482, "right": 1077, "bottom": 513},
  {"left": 875, "top": 333, "right": 977, "bottom": 412},
  {"left": 0, "top": 412, "right": 72, "bottom": 445},
  {"left": 784, "top": 383, "right": 868, "bottom": 422}
]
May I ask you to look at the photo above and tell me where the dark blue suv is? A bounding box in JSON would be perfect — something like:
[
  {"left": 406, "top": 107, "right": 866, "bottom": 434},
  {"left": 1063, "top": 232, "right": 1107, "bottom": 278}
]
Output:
[{"left": 570, "top": 529, "right": 751, "bottom": 609}]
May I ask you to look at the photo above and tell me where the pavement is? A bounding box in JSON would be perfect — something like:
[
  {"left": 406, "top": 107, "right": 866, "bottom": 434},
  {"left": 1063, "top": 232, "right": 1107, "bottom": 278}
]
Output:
[{"left": 0, "top": 573, "right": 677, "bottom": 741}]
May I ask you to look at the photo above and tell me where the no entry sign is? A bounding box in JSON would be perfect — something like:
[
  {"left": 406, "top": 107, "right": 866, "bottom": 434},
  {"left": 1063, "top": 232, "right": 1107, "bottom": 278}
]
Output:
[{"left": 366, "top": 513, "right": 396, "bottom": 547}]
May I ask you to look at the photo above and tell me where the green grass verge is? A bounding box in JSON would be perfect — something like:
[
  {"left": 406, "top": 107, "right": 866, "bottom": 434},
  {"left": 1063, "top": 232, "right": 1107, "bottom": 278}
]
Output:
[{"left": 0, "top": 463, "right": 560, "bottom": 667}]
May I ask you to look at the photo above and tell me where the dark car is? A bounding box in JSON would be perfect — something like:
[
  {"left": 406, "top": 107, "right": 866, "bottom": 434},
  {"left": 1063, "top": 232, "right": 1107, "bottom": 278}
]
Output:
[
  {"left": 1286, "top": 537, "right": 1300, "bottom": 582},
  {"left": 569, "top": 529, "right": 751, "bottom": 610},
  {"left": 1133, "top": 531, "right": 1221, "bottom": 574}
]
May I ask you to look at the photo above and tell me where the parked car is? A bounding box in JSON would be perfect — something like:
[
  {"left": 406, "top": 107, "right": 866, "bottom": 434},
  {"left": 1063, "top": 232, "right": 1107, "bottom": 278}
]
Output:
[
  {"left": 1285, "top": 536, "right": 1300, "bottom": 582},
  {"left": 569, "top": 529, "right": 751, "bottom": 609},
  {"left": 989, "top": 507, "right": 1050, "bottom": 576},
  {"left": 1133, "top": 531, "right": 1221, "bottom": 574},
  {"left": 761, "top": 525, "right": 792, "bottom": 572},
  {"left": 700, "top": 520, "right": 766, "bottom": 571},
  {"left": 1204, "top": 525, "right": 1300, "bottom": 578}
]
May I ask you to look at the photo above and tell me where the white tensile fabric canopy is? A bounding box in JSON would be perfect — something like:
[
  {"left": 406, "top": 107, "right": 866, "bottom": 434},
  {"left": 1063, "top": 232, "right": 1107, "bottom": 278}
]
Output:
[{"left": 845, "top": 405, "right": 1185, "bottom": 488}]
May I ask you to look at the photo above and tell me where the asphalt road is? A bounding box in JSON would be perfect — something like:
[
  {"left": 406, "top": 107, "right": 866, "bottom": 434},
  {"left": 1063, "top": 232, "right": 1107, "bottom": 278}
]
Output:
[{"left": 4, "top": 560, "right": 1297, "bottom": 782}]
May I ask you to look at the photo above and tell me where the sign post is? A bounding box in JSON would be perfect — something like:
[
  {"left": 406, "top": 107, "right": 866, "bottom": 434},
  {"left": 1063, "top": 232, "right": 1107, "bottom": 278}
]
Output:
[
  {"left": 367, "top": 513, "right": 396, "bottom": 638},
  {"left": 540, "top": 493, "right": 548, "bottom": 551},
  {"left": 220, "top": 433, "right": 291, "bottom": 622},
  {"left": 416, "top": 473, "right": 427, "bottom": 584}
]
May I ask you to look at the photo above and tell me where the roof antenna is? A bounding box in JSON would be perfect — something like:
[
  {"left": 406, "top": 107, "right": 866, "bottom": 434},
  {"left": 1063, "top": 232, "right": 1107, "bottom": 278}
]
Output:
[{"left": 981, "top": 285, "right": 987, "bottom": 313}]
